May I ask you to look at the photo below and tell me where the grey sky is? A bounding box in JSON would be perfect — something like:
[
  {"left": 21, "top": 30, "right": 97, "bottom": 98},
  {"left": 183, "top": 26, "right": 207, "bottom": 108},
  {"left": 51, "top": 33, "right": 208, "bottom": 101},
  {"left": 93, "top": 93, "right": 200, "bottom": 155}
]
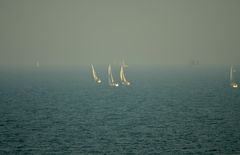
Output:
[{"left": 0, "top": 0, "right": 240, "bottom": 67}]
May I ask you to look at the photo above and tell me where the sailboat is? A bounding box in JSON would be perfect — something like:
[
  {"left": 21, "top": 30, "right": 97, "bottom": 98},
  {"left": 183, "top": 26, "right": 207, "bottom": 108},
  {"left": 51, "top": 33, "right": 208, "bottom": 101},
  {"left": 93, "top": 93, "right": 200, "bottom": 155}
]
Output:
[
  {"left": 91, "top": 64, "right": 101, "bottom": 84},
  {"left": 36, "top": 61, "right": 40, "bottom": 68},
  {"left": 120, "top": 64, "right": 130, "bottom": 86},
  {"left": 108, "top": 64, "right": 119, "bottom": 87},
  {"left": 230, "top": 65, "right": 238, "bottom": 88},
  {"left": 121, "top": 60, "right": 128, "bottom": 67}
]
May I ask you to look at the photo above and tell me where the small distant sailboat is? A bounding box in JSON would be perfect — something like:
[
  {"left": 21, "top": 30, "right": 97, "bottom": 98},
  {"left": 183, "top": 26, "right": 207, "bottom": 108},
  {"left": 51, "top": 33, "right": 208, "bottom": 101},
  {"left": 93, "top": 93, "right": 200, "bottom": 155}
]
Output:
[
  {"left": 120, "top": 64, "right": 130, "bottom": 86},
  {"left": 189, "top": 59, "right": 199, "bottom": 66},
  {"left": 91, "top": 64, "right": 101, "bottom": 84},
  {"left": 36, "top": 61, "right": 40, "bottom": 68},
  {"left": 230, "top": 65, "right": 238, "bottom": 88},
  {"left": 108, "top": 64, "right": 119, "bottom": 87},
  {"left": 121, "top": 60, "right": 128, "bottom": 67}
]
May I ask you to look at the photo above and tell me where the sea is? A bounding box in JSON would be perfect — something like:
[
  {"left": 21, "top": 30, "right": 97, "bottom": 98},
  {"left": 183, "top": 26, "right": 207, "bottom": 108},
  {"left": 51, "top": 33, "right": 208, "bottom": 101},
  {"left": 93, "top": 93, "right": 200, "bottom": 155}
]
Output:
[{"left": 0, "top": 65, "right": 239, "bottom": 154}]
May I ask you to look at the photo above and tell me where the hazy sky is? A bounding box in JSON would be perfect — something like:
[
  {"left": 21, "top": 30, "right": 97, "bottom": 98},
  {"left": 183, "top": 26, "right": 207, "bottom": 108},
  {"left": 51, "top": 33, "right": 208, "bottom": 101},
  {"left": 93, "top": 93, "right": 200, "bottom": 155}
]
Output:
[{"left": 0, "top": 0, "right": 240, "bottom": 67}]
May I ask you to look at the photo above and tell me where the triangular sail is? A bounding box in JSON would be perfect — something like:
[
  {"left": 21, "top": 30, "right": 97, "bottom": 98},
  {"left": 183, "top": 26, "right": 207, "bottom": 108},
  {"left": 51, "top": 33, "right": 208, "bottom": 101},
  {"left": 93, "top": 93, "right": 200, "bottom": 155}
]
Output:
[
  {"left": 36, "top": 61, "right": 40, "bottom": 68},
  {"left": 120, "top": 66, "right": 123, "bottom": 81},
  {"left": 108, "top": 64, "right": 119, "bottom": 87},
  {"left": 230, "top": 65, "right": 238, "bottom": 88},
  {"left": 91, "top": 64, "right": 101, "bottom": 84},
  {"left": 91, "top": 64, "right": 97, "bottom": 80},
  {"left": 120, "top": 65, "right": 130, "bottom": 85},
  {"left": 230, "top": 65, "right": 233, "bottom": 82},
  {"left": 108, "top": 65, "right": 113, "bottom": 85}
]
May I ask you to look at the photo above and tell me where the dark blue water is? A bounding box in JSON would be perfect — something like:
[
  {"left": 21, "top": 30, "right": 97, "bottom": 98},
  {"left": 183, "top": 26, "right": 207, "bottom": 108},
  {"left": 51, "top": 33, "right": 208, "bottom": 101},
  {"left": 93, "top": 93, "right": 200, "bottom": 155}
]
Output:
[{"left": 0, "top": 66, "right": 240, "bottom": 154}]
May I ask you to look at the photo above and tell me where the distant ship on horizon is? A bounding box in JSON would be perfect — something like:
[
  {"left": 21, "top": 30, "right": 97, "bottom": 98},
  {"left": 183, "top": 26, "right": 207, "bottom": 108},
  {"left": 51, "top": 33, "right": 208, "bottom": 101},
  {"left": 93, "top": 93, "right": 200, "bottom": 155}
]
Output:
[
  {"left": 230, "top": 65, "right": 238, "bottom": 88},
  {"left": 189, "top": 59, "right": 200, "bottom": 66}
]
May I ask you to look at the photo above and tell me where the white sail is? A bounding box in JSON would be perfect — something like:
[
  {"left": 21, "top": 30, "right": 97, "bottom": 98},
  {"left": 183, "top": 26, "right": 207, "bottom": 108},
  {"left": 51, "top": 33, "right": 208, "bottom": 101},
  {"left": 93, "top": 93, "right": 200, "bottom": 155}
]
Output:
[
  {"left": 36, "top": 61, "right": 40, "bottom": 68},
  {"left": 230, "top": 65, "right": 238, "bottom": 88},
  {"left": 108, "top": 64, "right": 119, "bottom": 87},
  {"left": 120, "top": 66, "right": 123, "bottom": 82},
  {"left": 230, "top": 65, "right": 233, "bottom": 82},
  {"left": 91, "top": 64, "right": 97, "bottom": 80},
  {"left": 108, "top": 64, "right": 113, "bottom": 85},
  {"left": 91, "top": 64, "right": 101, "bottom": 84},
  {"left": 120, "top": 65, "right": 130, "bottom": 86}
]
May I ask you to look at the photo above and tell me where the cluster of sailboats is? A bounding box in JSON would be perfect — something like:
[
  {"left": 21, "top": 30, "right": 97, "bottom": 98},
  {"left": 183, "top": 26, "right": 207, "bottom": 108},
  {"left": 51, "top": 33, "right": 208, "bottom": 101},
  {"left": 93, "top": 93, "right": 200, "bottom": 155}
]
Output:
[
  {"left": 91, "top": 63, "right": 130, "bottom": 87},
  {"left": 36, "top": 61, "right": 238, "bottom": 89},
  {"left": 91, "top": 64, "right": 238, "bottom": 88}
]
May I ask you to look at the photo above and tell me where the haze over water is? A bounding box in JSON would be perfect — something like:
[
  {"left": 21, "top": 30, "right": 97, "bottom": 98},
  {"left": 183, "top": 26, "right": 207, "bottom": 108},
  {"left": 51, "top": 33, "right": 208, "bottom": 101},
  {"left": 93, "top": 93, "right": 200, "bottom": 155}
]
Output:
[{"left": 0, "top": 0, "right": 240, "bottom": 67}]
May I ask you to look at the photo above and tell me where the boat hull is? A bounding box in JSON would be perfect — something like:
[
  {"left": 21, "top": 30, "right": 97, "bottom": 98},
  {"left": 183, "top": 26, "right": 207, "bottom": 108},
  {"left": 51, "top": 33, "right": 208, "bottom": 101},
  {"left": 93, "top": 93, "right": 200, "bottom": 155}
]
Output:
[{"left": 230, "top": 82, "right": 238, "bottom": 88}]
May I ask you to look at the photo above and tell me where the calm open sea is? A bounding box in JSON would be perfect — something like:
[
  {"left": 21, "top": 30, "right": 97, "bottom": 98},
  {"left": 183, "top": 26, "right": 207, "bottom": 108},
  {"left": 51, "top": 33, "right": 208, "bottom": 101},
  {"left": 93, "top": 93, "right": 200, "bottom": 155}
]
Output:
[{"left": 0, "top": 65, "right": 239, "bottom": 154}]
